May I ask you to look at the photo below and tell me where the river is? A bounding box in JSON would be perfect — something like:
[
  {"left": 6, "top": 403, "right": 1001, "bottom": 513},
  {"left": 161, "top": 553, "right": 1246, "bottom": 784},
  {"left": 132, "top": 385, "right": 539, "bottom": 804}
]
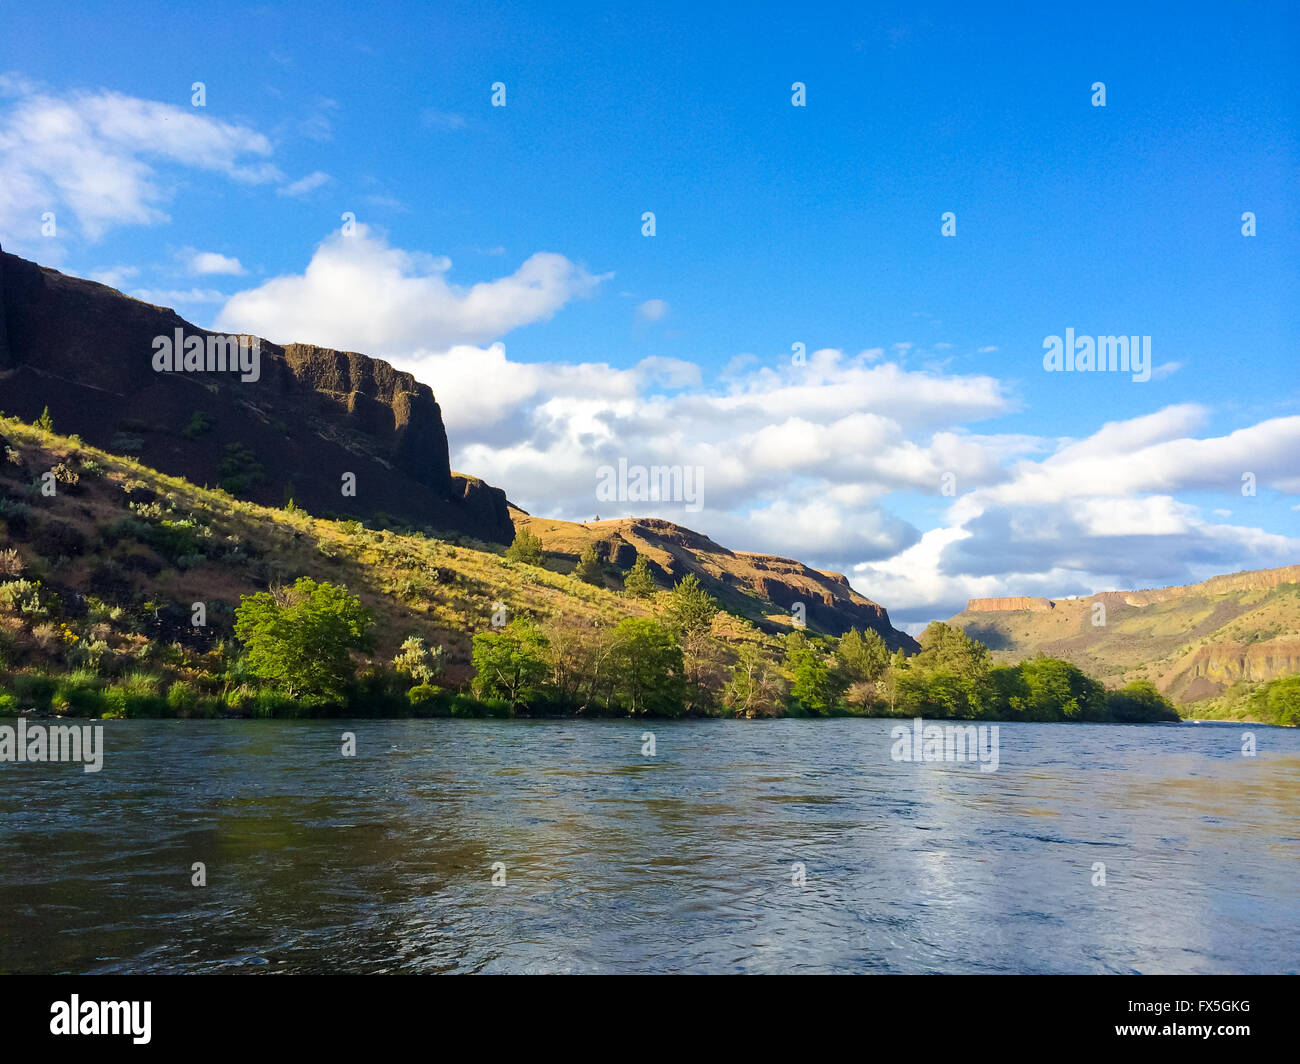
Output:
[{"left": 1, "top": 718, "right": 1296, "bottom": 973}]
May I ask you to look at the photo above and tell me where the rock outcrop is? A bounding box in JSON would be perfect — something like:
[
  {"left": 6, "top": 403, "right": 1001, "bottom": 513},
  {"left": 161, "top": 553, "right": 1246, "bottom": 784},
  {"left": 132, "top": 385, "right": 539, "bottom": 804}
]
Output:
[
  {"left": 965, "top": 596, "right": 1055, "bottom": 612},
  {"left": 0, "top": 244, "right": 513, "bottom": 543}
]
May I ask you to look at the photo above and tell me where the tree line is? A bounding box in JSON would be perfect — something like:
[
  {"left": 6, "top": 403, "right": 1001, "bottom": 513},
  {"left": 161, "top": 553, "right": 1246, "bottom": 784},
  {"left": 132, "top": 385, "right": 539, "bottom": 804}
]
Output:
[{"left": 225, "top": 573, "right": 1180, "bottom": 722}]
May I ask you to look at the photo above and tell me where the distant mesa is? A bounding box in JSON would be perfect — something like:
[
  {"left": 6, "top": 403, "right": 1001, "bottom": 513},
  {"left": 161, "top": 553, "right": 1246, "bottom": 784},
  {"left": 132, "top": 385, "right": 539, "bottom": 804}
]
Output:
[{"left": 950, "top": 564, "right": 1300, "bottom": 705}]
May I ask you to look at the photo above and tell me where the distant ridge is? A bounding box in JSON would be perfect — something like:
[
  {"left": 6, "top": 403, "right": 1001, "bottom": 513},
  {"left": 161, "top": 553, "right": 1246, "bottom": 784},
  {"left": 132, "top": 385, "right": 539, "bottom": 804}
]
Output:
[
  {"left": 950, "top": 564, "right": 1300, "bottom": 704},
  {"left": 964, "top": 565, "right": 1300, "bottom": 613}
]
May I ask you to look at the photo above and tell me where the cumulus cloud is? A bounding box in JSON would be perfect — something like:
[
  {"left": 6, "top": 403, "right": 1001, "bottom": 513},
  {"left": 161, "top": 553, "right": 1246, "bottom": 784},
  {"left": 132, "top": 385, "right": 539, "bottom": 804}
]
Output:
[
  {"left": 853, "top": 406, "right": 1300, "bottom": 621},
  {"left": 0, "top": 79, "right": 280, "bottom": 242},
  {"left": 391, "top": 334, "right": 1299, "bottom": 621},
  {"left": 182, "top": 249, "right": 245, "bottom": 275},
  {"left": 215, "top": 227, "right": 609, "bottom": 352}
]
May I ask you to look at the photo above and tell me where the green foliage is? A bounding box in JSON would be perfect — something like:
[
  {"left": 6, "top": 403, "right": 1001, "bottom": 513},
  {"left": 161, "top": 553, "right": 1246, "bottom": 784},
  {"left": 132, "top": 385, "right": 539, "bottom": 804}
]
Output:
[
  {"left": 1106, "top": 680, "right": 1180, "bottom": 723},
  {"left": 726, "top": 641, "right": 785, "bottom": 717},
  {"left": 505, "top": 527, "right": 545, "bottom": 565},
  {"left": 913, "top": 622, "right": 991, "bottom": 677},
  {"left": 609, "top": 617, "right": 685, "bottom": 715},
  {"left": 1013, "top": 656, "right": 1108, "bottom": 721},
  {"left": 34, "top": 406, "right": 54, "bottom": 432},
  {"left": 664, "top": 573, "right": 718, "bottom": 636},
  {"left": 181, "top": 411, "right": 214, "bottom": 439},
  {"left": 470, "top": 617, "right": 549, "bottom": 711},
  {"left": 166, "top": 680, "right": 200, "bottom": 714},
  {"left": 574, "top": 544, "right": 603, "bottom": 585},
  {"left": 234, "top": 577, "right": 375, "bottom": 698},
  {"left": 836, "top": 627, "right": 889, "bottom": 683},
  {"left": 1245, "top": 675, "right": 1300, "bottom": 727},
  {"left": 785, "top": 641, "right": 840, "bottom": 713},
  {"left": 622, "top": 555, "right": 658, "bottom": 597},
  {"left": 218, "top": 442, "right": 266, "bottom": 496},
  {"left": 0, "top": 579, "right": 50, "bottom": 617}
]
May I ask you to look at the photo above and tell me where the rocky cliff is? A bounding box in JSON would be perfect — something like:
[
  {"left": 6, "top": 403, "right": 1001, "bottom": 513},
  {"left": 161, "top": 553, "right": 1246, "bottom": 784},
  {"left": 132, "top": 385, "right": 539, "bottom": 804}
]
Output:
[{"left": 0, "top": 244, "right": 513, "bottom": 543}]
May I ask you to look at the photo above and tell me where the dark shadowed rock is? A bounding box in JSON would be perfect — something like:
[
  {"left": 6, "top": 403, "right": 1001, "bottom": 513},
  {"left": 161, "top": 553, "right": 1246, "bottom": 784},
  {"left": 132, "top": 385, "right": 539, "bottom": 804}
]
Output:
[{"left": 0, "top": 243, "right": 513, "bottom": 543}]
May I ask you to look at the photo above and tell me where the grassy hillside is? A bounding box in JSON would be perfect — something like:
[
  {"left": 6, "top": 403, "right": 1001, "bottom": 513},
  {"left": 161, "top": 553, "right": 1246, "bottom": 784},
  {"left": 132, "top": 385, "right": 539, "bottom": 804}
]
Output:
[
  {"left": 0, "top": 414, "right": 789, "bottom": 715},
  {"left": 513, "top": 510, "right": 916, "bottom": 648},
  {"left": 949, "top": 570, "right": 1300, "bottom": 719},
  {"left": 2, "top": 413, "right": 1289, "bottom": 724}
]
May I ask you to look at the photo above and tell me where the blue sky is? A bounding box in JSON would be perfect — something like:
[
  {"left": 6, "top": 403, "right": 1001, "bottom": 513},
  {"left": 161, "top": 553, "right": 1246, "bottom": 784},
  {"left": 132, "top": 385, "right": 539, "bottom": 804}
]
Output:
[{"left": 1, "top": 1, "right": 1297, "bottom": 626}]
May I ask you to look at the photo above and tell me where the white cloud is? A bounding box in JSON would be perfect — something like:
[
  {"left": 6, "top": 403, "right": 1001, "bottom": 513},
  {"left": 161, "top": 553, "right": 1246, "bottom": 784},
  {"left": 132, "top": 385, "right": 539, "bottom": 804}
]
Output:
[
  {"left": 182, "top": 249, "right": 245, "bottom": 275},
  {"left": 0, "top": 80, "right": 280, "bottom": 242},
  {"left": 215, "top": 227, "right": 609, "bottom": 353}
]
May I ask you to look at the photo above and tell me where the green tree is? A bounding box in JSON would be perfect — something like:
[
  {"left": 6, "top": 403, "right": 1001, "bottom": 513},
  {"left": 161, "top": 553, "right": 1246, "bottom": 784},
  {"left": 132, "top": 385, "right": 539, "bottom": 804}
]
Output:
[
  {"left": 664, "top": 573, "right": 719, "bottom": 636},
  {"left": 1018, "top": 656, "right": 1107, "bottom": 721},
  {"left": 913, "top": 622, "right": 991, "bottom": 677},
  {"left": 1105, "top": 679, "right": 1179, "bottom": 723},
  {"left": 34, "top": 406, "right": 53, "bottom": 432},
  {"left": 609, "top": 617, "right": 685, "bottom": 715},
  {"left": 505, "top": 527, "right": 545, "bottom": 565},
  {"left": 471, "top": 617, "right": 549, "bottom": 711},
  {"left": 623, "top": 555, "right": 658, "bottom": 597},
  {"left": 574, "top": 544, "right": 604, "bottom": 585},
  {"left": 234, "top": 577, "right": 374, "bottom": 698},
  {"left": 725, "top": 642, "right": 785, "bottom": 718},
  {"left": 836, "top": 627, "right": 890, "bottom": 683},
  {"left": 1245, "top": 675, "right": 1300, "bottom": 727},
  {"left": 785, "top": 641, "right": 841, "bottom": 713}
]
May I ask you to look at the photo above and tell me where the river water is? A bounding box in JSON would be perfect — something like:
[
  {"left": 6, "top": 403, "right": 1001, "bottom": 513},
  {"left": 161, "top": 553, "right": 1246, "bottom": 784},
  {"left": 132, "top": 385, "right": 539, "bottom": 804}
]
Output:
[{"left": 1, "top": 718, "right": 1296, "bottom": 974}]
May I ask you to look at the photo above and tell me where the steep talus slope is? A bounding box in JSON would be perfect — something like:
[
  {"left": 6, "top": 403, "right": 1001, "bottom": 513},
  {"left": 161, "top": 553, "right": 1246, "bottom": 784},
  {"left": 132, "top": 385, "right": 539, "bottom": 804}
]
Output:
[
  {"left": 514, "top": 510, "right": 917, "bottom": 648},
  {"left": 949, "top": 566, "right": 1300, "bottom": 702},
  {"left": 0, "top": 244, "right": 512, "bottom": 543}
]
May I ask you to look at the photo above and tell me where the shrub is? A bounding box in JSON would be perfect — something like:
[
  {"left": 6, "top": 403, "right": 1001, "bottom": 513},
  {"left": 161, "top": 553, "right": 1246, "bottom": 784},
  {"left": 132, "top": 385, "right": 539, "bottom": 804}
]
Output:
[
  {"left": 505, "top": 527, "right": 545, "bottom": 565},
  {"left": 1106, "top": 680, "right": 1180, "bottom": 723},
  {"left": 574, "top": 544, "right": 603, "bottom": 585},
  {"left": 407, "top": 683, "right": 445, "bottom": 713},
  {"left": 393, "top": 636, "right": 445, "bottom": 686},
  {"left": 166, "top": 680, "right": 200, "bottom": 714},
  {"left": 13, "top": 672, "right": 57, "bottom": 710},
  {"left": 234, "top": 577, "right": 375, "bottom": 698},
  {"left": 181, "top": 411, "right": 214, "bottom": 439}
]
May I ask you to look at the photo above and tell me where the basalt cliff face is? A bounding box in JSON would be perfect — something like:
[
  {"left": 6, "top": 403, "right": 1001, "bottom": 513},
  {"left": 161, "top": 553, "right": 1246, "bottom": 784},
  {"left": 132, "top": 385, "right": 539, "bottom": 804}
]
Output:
[
  {"left": 0, "top": 245, "right": 513, "bottom": 543},
  {"left": 949, "top": 565, "right": 1300, "bottom": 703}
]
